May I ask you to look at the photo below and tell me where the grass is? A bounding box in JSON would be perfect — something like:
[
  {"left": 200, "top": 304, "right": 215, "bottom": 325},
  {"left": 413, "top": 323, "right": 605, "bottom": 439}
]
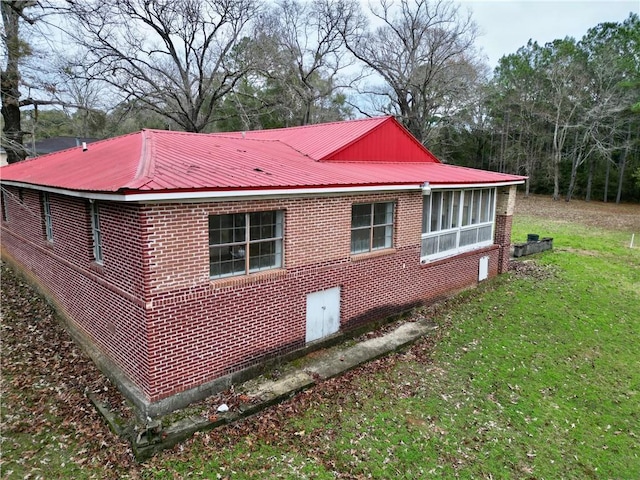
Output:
[
  {"left": 2, "top": 202, "right": 639, "bottom": 478},
  {"left": 137, "top": 212, "right": 640, "bottom": 478}
]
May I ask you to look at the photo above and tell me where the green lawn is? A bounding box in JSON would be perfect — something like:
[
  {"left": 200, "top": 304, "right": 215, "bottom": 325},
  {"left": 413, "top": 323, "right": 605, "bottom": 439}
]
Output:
[{"left": 2, "top": 210, "right": 639, "bottom": 479}]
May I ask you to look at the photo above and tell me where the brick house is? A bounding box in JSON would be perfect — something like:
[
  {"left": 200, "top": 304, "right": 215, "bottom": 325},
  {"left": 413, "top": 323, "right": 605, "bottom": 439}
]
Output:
[{"left": 0, "top": 116, "right": 525, "bottom": 417}]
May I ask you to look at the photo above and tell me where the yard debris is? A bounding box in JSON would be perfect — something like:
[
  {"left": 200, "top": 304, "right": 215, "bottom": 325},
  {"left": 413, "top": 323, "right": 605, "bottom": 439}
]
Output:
[{"left": 508, "top": 259, "right": 558, "bottom": 280}]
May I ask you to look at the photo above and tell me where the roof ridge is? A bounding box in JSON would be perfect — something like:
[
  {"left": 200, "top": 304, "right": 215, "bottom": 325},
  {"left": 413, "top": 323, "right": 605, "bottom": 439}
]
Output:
[
  {"left": 126, "top": 130, "right": 156, "bottom": 189},
  {"left": 241, "top": 115, "right": 391, "bottom": 134}
]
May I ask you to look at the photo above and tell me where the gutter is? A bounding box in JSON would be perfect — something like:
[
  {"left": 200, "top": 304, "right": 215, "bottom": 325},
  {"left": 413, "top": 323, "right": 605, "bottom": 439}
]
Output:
[
  {"left": 1, "top": 179, "right": 525, "bottom": 203},
  {"left": 0, "top": 182, "right": 424, "bottom": 203}
]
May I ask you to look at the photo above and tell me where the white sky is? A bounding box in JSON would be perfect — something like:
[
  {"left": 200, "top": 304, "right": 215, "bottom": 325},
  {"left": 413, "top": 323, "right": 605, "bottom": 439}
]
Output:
[{"left": 459, "top": 0, "right": 639, "bottom": 69}]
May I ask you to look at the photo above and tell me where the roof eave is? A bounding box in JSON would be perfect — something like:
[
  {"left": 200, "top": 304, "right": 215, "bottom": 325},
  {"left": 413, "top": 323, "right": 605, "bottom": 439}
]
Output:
[
  {"left": 1, "top": 178, "right": 525, "bottom": 203},
  {"left": 427, "top": 179, "right": 526, "bottom": 190},
  {"left": 0, "top": 181, "right": 423, "bottom": 202}
]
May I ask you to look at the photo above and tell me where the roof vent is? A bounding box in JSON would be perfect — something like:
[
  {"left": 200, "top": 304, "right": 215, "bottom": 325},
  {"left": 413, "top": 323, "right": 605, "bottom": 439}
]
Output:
[{"left": 82, "top": 142, "right": 88, "bottom": 152}]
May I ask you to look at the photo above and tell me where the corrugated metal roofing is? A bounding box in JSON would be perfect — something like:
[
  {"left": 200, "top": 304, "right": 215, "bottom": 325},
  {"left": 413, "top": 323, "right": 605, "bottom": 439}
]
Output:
[
  {"left": 220, "top": 116, "right": 439, "bottom": 163},
  {"left": 0, "top": 116, "right": 525, "bottom": 195},
  {"left": 1, "top": 132, "right": 143, "bottom": 192}
]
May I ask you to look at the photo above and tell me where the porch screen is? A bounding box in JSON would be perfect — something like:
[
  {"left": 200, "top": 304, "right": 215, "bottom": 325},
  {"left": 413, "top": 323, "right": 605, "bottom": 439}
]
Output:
[{"left": 421, "top": 188, "right": 495, "bottom": 261}]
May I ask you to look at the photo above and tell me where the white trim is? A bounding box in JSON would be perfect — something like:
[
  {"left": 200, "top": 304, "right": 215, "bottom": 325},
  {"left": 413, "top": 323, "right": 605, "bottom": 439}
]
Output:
[
  {"left": 420, "top": 239, "right": 494, "bottom": 263},
  {"left": 427, "top": 180, "right": 524, "bottom": 191},
  {"left": 2, "top": 180, "right": 523, "bottom": 203},
  {"left": 0, "top": 182, "right": 423, "bottom": 203}
]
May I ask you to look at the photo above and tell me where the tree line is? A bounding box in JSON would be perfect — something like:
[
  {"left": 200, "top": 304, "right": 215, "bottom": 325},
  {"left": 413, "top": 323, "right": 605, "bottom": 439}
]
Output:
[{"left": 2, "top": 0, "right": 639, "bottom": 202}]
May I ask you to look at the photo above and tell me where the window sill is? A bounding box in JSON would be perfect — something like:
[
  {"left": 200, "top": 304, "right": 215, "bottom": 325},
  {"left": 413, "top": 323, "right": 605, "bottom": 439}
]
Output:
[
  {"left": 350, "top": 248, "right": 397, "bottom": 262},
  {"left": 89, "top": 261, "right": 104, "bottom": 274},
  {"left": 210, "top": 268, "right": 287, "bottom": 289},
  {"left": 420, "top": 244, "right": 497, "bottom": 267}
]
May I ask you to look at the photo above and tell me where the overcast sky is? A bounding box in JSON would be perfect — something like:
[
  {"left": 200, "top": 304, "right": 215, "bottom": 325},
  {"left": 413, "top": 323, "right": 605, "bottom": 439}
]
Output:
[{"left": 459, "top": 0, "right": 639, "bottom": 70}]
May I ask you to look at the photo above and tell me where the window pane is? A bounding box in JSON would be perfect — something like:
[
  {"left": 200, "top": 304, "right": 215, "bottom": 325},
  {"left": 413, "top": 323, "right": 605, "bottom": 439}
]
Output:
[
  {"left": 210, "top": 246, "right": 245, "bottom": 277},
  {"left": 441, "top": 191, "right": 452, "bottom": 229},
  {"left": 451, "top": 191, "right": 460, "bottom": 228},
  {"left": 430, "top": 192, "right": 442, "bottom": 232},
  {"left": 372, "top": 225, "right": 392, "bottom": 250},
  {"left": 462, "top": 191, "right": 471, "bottom": 226},
  {"left": 352, "top": 204, "right": 372, "bottom": 228},
  {"left": 480, "top": 189, "right": 490, "bottom": 222},
  {"left": 211, "top": 213, "right": 245, "bottom": 244},
  {"left": 351, "top": 228, "right": 370, "bottom": 253},
  {"left": 422, "top": 197, "right": 429, "bottom": 234},
  {"left": 478, "top": 225, "right": 492, "bottom": 242},
  {"left": 438, "top": 232, "right": 457, "bottom": 252},
  {"left": 250, "top": 211, "right": 278, "bottom": 240},
  {"left": 460, "top": 228, "right": 478, "bottom": 246},
  {"left": 249, "top": 241, "right": 270, "bottom": 271},
  {"left": 373, "top": 202, "right": 393, "bottom": 225},
  {"left": 91, "top": 202, "right": 103, "bottom": 262},
  {"left": 471, "top": 191, "right": 481, "bottom": 224},
  {"left": 421, "top": 236, "right": 437, "bottom": 256}
]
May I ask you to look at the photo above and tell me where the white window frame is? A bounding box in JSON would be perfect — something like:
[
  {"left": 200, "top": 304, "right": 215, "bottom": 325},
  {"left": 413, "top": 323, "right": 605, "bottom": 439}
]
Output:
[
  {"left": 350, "top": 202, "right": 395, "bottom": 254},
  {"left": 42, "top": 192, "right": 53, "bottom": 242},
  {"left": 209, "top": 210, "right": 284, "bottom": 279},
  {"left": 90, "top": 200, "right": 103, "bottom": 264},
  {"left": 421, "top": 188, "right": 496, "bottom": 262}
]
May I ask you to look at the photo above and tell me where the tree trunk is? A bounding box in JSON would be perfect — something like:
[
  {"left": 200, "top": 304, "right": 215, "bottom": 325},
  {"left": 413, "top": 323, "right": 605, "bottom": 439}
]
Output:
[
  {"left": 585, "top": 155, "right": 596, "bottom": 202},
  {"left": 565, "top": 130, "right": 579, "bottom": 202},
  {"left": 616, "top": 152, "right": 627, "bottom": 204},
  {"left": 551, "top": 111, "right": 564, "bottom": 201},
  {"left": 616, "top": 124, "right": 632, "bottom": 204},
  {"left": 604, "top": 159, "right": 610, "bottom": 202},
  {"left": 565, "top": 155, "right": 578, "bottom": 202},
  {"left": 1, "top": 1, "right": 28, "bottom": 163}
]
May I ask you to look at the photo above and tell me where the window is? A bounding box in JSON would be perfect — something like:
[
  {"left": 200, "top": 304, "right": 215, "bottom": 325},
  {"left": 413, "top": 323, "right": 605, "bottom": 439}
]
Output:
[
  {"left": 351, "top": 202, "right": 394, "bottom": 254},
  {"left": 1, "top": 190, "right": 8, "bottom": 222},
  {"left": 90, "top": 201, "right": 103, "bottom": 263},
  {"left": 209, "top": 210, "right": 283, "bottom": 278},
  {"left": 42, "top": 192, "right": 53, "bottom": 242},
  {"left": 421, "top": 188, "right": 495, "bottom": 261}
]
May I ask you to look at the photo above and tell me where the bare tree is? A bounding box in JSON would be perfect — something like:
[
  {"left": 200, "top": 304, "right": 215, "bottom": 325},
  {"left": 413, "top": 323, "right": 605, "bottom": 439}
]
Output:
[
  {"left": 1, "top": 1, "right": 33, "bottom": 163},
  {"left": 254, "top": 0, "right": 362, "bottom": 126},
  {"left": 64, "top": 0, "right": 260, "bottom": 133},
  {"left": 341, "top": 0, "right": 481, "bottom": 144},
  {"left": 1, "top": 1, "right": 67, "bottom": 162}
]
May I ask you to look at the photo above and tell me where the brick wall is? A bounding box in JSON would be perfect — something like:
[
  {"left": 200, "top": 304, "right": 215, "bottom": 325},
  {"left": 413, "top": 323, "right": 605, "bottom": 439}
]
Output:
[
  {"left": 141, "top": 191, "right": 501, "bottom": 401},
  {"left": 494, "top": 185, "right": 516, "bottom": 273},
  {"left": 2, "top": 186, "right": 513, "bottom": 406}
]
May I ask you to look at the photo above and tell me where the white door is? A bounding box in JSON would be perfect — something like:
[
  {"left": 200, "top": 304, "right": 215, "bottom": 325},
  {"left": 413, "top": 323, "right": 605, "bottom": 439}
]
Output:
[
  {"left": 479, "top": 255, "right": 489, "bottom": 281},
  {"left": 305, "top": 287, "right": 340, "bottom": 343}
]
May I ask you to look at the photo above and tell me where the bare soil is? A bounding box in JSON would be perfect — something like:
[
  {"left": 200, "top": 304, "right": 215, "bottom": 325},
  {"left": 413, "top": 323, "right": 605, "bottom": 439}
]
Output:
[{"left": 515, "top": 194, "right": 640, "bottom": 232}]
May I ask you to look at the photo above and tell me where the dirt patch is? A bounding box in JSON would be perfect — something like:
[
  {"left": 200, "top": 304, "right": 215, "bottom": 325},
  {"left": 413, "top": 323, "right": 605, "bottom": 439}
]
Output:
[{"left": 515, "top": 194, "right": 640, "bottom": 232}]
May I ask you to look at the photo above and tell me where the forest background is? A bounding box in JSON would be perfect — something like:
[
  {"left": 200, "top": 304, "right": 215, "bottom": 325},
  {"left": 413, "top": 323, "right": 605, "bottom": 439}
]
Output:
[{"left": 2, "top": 0, "right": 639, "bottom": 202}]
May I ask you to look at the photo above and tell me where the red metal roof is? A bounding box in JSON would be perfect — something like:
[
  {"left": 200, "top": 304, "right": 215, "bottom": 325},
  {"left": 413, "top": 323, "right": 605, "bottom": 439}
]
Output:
[
  {"left": 0, "top": 116, "right": 525, "bottom": 195},
  {"left": 221, "top": 116, "right": 440, "bottom": 163}
]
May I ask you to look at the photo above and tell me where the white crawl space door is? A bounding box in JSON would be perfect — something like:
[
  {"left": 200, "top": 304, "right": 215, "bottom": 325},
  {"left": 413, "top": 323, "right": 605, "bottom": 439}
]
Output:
[
  {"left": 479, "top": 255, "right": 489, "bottom": 281},
  {"left": 305, "top": 287, "right": 341, "bottom": 343}
]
